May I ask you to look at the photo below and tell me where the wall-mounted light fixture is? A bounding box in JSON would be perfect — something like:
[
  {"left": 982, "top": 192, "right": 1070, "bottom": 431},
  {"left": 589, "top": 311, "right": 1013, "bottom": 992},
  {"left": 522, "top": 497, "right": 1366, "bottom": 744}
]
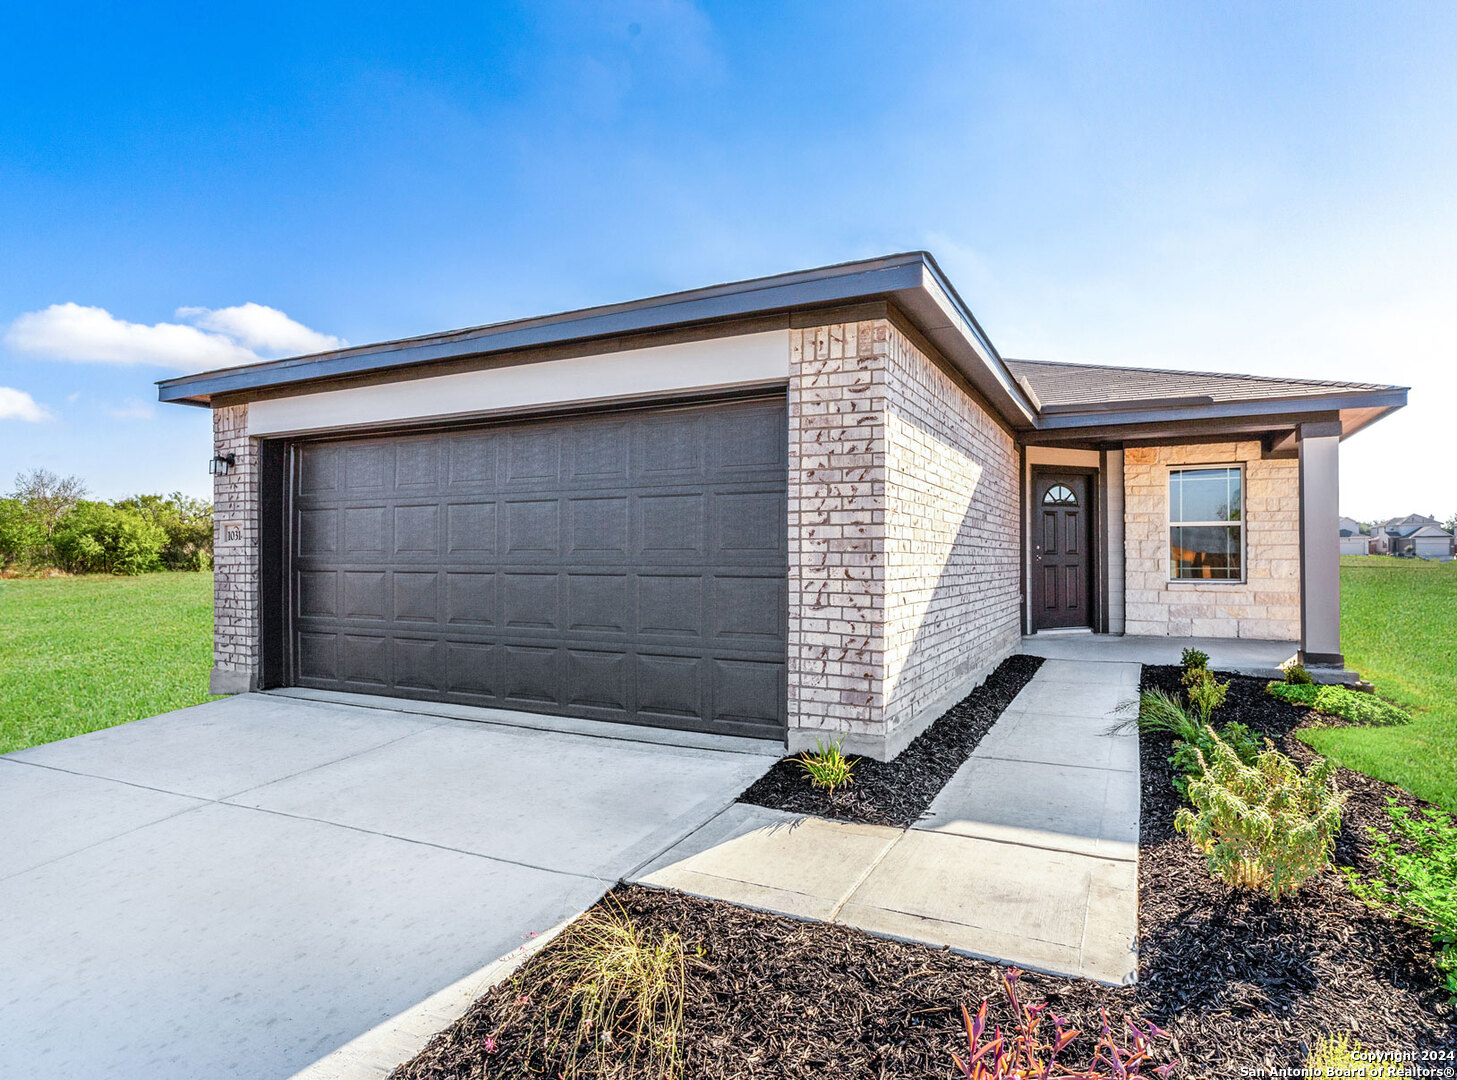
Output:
[{"left": 208, "top": 453, "right": 236, "bottom": 476}]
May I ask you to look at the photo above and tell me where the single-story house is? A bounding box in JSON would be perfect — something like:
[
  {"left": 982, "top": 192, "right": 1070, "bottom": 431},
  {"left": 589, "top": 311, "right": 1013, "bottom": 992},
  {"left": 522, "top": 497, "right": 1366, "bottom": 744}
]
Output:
[
  {"left": 158, "top": 253, "right": 1408, "bottom": 760},
  {"left": 1338, "top": 516, "right": 1373, "bottom": 556},
  {"left": 1370, "top": 514, "right": 1454, "bottom": 560}
]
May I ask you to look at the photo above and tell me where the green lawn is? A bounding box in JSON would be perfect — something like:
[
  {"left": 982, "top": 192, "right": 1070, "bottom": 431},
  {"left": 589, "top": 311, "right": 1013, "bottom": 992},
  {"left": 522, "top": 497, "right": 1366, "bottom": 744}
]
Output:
[
  {"left": 1299, "top": 556, "right": 1457, "bottom": 812},
  {"left": 0, "top": 572, "right": 218, "bottom": 754}
]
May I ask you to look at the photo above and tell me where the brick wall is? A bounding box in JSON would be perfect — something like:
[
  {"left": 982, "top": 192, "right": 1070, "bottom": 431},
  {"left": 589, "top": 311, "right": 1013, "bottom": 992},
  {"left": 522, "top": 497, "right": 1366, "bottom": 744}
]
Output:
[
  {"left": 211, "top": 403, "right": 261, "bottom": 692},
  {"left": 787, "top": 318, "right": 1021, "bottom": 759},
  {"left": 1123, "top": 441, "right": 1300, "bottom": 640}
]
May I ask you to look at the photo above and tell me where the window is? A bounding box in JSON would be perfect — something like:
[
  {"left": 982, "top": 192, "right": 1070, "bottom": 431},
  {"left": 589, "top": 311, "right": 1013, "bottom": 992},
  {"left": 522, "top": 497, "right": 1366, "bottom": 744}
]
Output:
[
  {"left": 1043, "top": 484, "right": 1078, "bottom": 506},
  {"left": 1169, "top": 466, "right": 1243, "bottom": 580}
]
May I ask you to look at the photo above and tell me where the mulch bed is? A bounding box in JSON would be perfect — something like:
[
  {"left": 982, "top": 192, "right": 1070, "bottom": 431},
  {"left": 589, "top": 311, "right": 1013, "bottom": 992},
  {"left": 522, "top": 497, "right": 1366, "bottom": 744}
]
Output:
[
  {"left": 392, "top": 665, "right": 1454, "bottom": 1080},
  {"left": 736, "top": 653, "right": 1044, "bottom": 827}
]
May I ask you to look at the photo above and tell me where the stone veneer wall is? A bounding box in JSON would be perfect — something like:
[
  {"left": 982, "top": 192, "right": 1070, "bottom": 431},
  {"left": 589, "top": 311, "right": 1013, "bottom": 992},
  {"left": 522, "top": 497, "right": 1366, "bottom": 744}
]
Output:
[
  {"left": 1123, "top": 441, "right": 1300, "bottom": 640},
  {"left": 211, "top": 403, "right": 261, "bottom": 692},
  {"left": 787, "top": 318, "right": 1021, "bottom": 759}
]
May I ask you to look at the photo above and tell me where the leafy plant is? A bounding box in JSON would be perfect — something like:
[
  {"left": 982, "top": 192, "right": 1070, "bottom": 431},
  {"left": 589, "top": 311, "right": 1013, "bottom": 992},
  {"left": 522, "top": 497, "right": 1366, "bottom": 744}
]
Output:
[
  {"left": 1282, "top": 661, "right": 1315, "bottom": 686},
  {"left": 1267, "top": 682, "right": 1410, "bottom": 727},
  {"left": 796, "top": 738, "right": 856, "bottom": 795},
  {"left": 1345, "top": 799, "right": 1457, "bottom": 1001},
  {"left": 952, "top": 967, "right": 1174, "bottom": 1079},
  {"left": 1305, "top": 1032, "right": 1404, "bottom": 1075},
  {"left": 1180, "top": 647, "right": 1210, "bottom": 674},
  {"left": 1183, "top": 667, "right": 1228, "bottom": 723},
  {"left": 1167, "top": 721, "right": 1261, "bottom": 800},
  {"left": 1175, "top": 734, "right": 1345, "bottom": 898},
  {"left": 517, "top": 901, "right": 686, "bottom": 1079}
]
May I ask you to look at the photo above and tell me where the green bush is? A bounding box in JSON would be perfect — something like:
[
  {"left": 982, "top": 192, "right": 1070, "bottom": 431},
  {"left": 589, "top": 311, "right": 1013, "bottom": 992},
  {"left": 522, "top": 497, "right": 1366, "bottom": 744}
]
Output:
[
  {"left": 1168, "top": 721, "right": 1261, "bottom": 800},
  {"left": 51, "top": 502, "right": 169, "bottom": 575},
  {"left": 796, "top": 738, "right": 856, "bottom": 795},
  {"left": 1183, "top": 667, "right": 1229, "bottom": 722},
  {"left": 1282, "top": 661, "right": 1315, "bottom": 685},
  {"left": 114, "top": 493, "right": 213, "bottom": 570},
  {"left": 0, "top": 497, "right": 45, "bottom": 569},
  {"left": 1346, "top": 799, "right": 1457, "bottom": 1001},
  {"left": 1175, "top": 734, "right": 1345, "bottom": 898},
  {"left": 1180, "top": 647, "right": 1210, "bottom": 673},
  {"left": 1267, "top": 681, "right": 1410, "bottom": 727}
]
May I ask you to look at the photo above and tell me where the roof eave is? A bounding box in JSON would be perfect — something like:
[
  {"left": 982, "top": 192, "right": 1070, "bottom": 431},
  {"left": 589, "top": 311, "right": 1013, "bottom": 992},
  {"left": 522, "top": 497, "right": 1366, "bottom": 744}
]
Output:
[
  {"left": 156, "top": 253, "right": 1041, "bottom": 425},
  {"left": 1030, "top": 387, "right": 1407, "bottom": 435}
]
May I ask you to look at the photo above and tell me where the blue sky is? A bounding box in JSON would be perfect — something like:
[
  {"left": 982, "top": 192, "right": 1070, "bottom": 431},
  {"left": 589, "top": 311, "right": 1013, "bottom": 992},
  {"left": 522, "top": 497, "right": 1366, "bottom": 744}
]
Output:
[{"left": 1, "top": 1, "right": 1453, "bottom": 519}]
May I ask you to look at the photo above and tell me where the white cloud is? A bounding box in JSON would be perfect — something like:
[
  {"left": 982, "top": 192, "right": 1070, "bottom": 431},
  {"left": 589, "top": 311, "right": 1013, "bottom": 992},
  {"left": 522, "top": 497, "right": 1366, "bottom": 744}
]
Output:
[
  {"left": 0, "top": 387, "right": 52, "bottom": 422},
  {"left": 4, "top": 301, "right": 344, "bottom": 372},
  {"left": 104, "top": 399, "right": 157, "bottom": 421},
  {"left": 174, "top": 302, "right": 343, "bottom": 356}
]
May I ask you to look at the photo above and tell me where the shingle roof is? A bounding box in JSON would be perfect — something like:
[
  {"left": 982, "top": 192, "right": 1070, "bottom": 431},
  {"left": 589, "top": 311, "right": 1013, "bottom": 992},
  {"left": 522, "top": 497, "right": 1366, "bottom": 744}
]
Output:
[{"left": 1004, "top": 358, "right": 1400, "bottom": 412}]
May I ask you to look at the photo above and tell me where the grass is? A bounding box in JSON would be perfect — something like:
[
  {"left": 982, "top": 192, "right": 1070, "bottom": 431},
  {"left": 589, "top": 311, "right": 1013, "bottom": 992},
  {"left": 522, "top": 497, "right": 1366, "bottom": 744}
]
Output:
[
  {"left": 1297, "top": 557, "right": 1457, "bottom": 812},
  {"left": 0, "top": 572, "right": 217, "bottom": 753}
]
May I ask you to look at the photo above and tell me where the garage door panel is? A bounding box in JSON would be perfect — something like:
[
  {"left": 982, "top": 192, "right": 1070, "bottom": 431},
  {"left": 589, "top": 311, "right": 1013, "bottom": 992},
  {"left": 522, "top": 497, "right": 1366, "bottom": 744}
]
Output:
[
  {"left": 636, "top": 574, "right": 703, "bottom": 638},
  {"left": 445, "top": 572, "right": 497, "bottom": 626},
  {"left": 446, "top": 501, "right": 498, "bottom": 554},
  {"left": 637, "top": 654, "right": 703, "bottom": 719},
  {"left": 567, "top": 574, "right": 630, "bottom": 633},
  {"left": 289, "top": 399, "right": 786, "bottom": 738}
]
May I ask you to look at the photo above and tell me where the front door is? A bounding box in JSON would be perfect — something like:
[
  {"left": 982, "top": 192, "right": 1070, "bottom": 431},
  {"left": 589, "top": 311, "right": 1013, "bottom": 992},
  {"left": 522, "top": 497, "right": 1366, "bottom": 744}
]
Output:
[{"left": 1031, "top": 472, "right": 1092, "bottom": 630}]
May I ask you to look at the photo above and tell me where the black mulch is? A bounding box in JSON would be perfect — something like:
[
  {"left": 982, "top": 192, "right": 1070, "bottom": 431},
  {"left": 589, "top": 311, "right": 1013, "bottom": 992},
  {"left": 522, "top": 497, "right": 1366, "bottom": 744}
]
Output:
[
  {"left": 736, "top": 653, "right": 1044, "bottom": 828},
  {"left": 391, "top": 666, "right": 1454, "bottom": 1080}
]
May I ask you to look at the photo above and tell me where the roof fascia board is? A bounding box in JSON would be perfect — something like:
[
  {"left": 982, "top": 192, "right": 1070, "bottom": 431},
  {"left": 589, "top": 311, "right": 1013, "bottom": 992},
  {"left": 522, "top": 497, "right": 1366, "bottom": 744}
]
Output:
[
  {"left": 1025, "top": 408, "right": 1347, "bottom": 446},
  {"left": 1031, "top": 388, "right": 1407, "bottom": 432}
]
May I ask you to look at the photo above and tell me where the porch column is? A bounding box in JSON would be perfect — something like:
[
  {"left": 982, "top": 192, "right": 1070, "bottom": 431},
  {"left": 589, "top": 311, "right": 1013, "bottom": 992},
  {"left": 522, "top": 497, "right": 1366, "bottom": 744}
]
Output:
[{"left": 1297, "top": 421, "right": 1343, "bottom": 666}]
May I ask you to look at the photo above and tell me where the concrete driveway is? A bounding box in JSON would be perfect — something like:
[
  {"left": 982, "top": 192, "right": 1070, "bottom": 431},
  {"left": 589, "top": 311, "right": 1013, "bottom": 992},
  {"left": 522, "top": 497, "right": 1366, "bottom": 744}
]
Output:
[{"left": 0, "top": 692, "right": 775, "bottom": 1079}]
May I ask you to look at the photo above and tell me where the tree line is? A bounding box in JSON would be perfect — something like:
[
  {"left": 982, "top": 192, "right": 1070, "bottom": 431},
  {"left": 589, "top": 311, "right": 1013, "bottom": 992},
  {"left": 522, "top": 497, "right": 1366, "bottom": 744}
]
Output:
[{"left": 0, "top": 469, "right": 213, "bottom": 575}]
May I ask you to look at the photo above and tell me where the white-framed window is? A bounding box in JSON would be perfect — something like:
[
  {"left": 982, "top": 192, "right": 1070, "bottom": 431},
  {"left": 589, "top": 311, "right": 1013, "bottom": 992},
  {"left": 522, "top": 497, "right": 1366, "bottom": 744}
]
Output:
[{"left": 1168, "top": 466, "right": 1244, "bottom": 581}]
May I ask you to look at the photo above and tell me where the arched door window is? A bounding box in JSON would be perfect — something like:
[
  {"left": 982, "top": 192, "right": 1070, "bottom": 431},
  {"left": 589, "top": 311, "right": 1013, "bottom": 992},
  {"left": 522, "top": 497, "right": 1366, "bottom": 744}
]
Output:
[{"left": 1042, "top": 484, "right": 1078, "bottom": 506}]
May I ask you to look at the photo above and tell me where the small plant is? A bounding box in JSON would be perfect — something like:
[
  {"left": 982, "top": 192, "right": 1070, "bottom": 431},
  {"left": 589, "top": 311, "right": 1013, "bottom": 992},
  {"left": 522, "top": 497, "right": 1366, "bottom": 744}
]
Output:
[
  {"left": 1175, "top": 733, "right": 1345, "bottom": 898},
  {"left": 1180, "top": 646, "right": 1210, "bottom": 673},
  {"left": 796, "top": 738, "right": 856, "bottom": 795},
  {"left": 1183, "top": 667, "right": 1229, "bottom": 723},
  {"left": 516, "top": 900, "right": 687, "bottom": 1080},
  {"left": 1282, "top": 661, "right": 1315, "bottom": 686},
  {"left": 1346, "top": 799, "right": 1457, "bottom": 1001},
  {"left": 1122, "top": 688, "right": 1203, "bottom": 745},
  {"left": 1305, "top": 1032, "right": 1404, "bottom": 1075},
  {"left": 1167, "top": 721, "right": 1261, "bottom": 800},
  {"left": 952, "top": 968, "right": 1174, "bottom": 1078},
  {"left": 1266, "top": 681, "right": 1410, "bottom": 726}
]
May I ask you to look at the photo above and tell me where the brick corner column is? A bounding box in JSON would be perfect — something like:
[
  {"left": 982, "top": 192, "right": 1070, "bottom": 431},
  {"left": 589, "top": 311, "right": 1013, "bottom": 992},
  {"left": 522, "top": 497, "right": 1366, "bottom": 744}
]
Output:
[{"left": 211, "top": 403, "right": 262, "bottom": 694}]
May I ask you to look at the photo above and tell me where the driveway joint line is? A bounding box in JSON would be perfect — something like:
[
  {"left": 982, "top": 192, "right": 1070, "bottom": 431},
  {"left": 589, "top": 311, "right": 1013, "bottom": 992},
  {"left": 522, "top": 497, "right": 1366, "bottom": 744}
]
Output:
[{"left": 826, "top": 827, "right": 904, "bottom": 922}]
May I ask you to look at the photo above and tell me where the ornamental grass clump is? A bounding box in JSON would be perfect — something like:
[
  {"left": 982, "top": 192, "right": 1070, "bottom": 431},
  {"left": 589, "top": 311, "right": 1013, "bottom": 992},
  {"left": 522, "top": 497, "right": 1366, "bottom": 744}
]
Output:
[
  {"left": 796, "top": 737, "right": 856, "bottom": 796},
  {"left": 952, "top": 967, "right": 1174, "bottom": 1079},
  {"left": 1266, "top": 681, "right": 1410, "bottom": 727},
  {"left": 516, "top": 902, "right": 686, "bottom": 1080},
  {"left": 1346, "top": 799, "right": 1457, "bottom": 1001},
  {"left": 1175, "top": 733, "right": 1344, "bottom": 898}
]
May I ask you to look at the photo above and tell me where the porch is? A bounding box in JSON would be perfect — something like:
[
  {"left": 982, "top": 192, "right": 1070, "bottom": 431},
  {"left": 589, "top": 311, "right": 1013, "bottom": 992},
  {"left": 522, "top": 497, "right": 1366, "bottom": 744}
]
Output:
[{"left": 1019, "top": 632, "right": 1361, "bottom": 684}]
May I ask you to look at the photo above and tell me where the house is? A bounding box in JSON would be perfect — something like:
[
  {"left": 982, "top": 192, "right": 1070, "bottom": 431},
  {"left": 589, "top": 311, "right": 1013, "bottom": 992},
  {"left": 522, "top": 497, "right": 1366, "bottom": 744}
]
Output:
[
  {"left": 1370, "top": 514, "right": 1454, "bottom": 559},
  {"left": 1338, "top": 515, "right": 1373, "bottom": 556},
  {"left": 157, "top": 253, "right": 1408, "bottom": 760}
]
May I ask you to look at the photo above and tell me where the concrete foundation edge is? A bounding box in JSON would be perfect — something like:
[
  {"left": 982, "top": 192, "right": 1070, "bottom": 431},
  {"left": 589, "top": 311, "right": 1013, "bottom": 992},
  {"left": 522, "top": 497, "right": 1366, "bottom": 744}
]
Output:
[
  {"left": 286, "top": 912, "right": 581, "bottom": 1080},
  {"left": 209, "top": 666, "right": 259, "bottom": 695}
]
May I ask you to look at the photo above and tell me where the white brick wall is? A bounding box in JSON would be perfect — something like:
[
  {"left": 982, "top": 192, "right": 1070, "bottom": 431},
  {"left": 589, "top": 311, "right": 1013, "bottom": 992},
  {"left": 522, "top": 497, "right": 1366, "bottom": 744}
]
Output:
[
  {"left": 212, "top": 403, "right": 261, "bottom": 690},
  {"left": 787, "top": 318, "right": 1021, "bottom": 758},
  {"left": 1123, "top": 441, "right": 1301, "bottom": 640}
]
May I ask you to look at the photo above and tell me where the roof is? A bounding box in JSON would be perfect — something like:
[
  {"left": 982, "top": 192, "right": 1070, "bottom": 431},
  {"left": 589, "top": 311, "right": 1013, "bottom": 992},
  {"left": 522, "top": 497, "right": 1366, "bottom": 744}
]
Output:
[
  {"left": 156, "top": 251, "right": 1408, "bottom": 441},
  {"left": 1005, "top": 358, "right": 1395, "bottom": 411}
]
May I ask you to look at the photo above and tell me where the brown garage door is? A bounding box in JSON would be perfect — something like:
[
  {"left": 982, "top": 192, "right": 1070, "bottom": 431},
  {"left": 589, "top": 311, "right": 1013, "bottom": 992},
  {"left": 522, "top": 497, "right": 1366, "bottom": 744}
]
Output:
[{"left": 287, "top": 397, "right": 788, "bottom": 739}]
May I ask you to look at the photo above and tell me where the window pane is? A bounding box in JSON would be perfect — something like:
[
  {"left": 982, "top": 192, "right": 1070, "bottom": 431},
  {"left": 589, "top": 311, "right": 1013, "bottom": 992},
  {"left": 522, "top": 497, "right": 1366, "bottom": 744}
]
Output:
[
  {"left": 1170, "top": 525, "right": 1243, "bottom": 579},
  {"left": 1171, "top": 468, "right": 1240, "bottom": 523}
]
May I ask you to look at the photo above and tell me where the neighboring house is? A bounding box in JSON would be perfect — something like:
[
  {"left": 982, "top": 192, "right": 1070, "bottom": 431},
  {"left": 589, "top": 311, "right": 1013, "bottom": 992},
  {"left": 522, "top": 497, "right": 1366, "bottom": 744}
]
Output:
[
  {"left": 158, "top": 253, "right": 1408, "bottom": 760},
  {"left": 1370, "top": 514, "right": 1454, "bottom": 559},
  {"left": 1338, "top": 515, "right": 1372, "bottom": 556}
]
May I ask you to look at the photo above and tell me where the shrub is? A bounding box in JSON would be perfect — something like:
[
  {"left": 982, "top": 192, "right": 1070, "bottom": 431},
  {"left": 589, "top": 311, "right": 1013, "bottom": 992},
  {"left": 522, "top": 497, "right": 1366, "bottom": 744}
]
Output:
[
  {"left": 1266, "top": 681, "right": 1410, "bottom": 727},
  {"left": 1346, "top": 799, "right": 1457, "bottom": 1001},
  {"left": 1183, "top": 667, "right": 1229, "bottom": 723},
  {"left": 1180, "top": 647, "right": 1210, "bottom": 673},
  {"left": 0, "top": 497, "right": 45, "bottom": 569},
  {"left": 1305, "top": 1033, "right": 1404, "bottom": 1076},
  {"left": 1282, "top": 661, "right": 1315, "bottom": 686},
  {"left": 115, "top": 493, "right": 213, "bottom": 570},
  {"left": 796, "top": 738, "right": 856, "bottom": 795},
  {"left": 51, "top": 501, "right": 168, "bottom": 575},
  {"left": 518, "top": 902, "right": 686, "bottom": 1080},
  {"left": 1175, "top": 734, "right": 1344, "bottom": 898},
  {"left": 1167, "top": 721, "right": 1261, "bottom": 800},
  {"left": 952, "top": 967, "right": 1174, "bottom": 1079}
]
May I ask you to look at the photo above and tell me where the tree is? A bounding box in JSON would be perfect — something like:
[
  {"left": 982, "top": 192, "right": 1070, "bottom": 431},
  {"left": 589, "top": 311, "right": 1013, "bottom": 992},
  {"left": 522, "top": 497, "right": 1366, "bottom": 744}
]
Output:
[
  {"left": 113, "top": 492, "right": 213, "bottom": 570},
  {"left": 0, "top": 498, "right": 44, "bottom": 568},
  {"left": 51, "top": 501, "right": 168, "bottom": 575},
  {"left": 10, "top": 468, "right": 87, "bottom": 536},
  {"left": 1446, "top": 512, "right": 1457, "bottom": 534}
]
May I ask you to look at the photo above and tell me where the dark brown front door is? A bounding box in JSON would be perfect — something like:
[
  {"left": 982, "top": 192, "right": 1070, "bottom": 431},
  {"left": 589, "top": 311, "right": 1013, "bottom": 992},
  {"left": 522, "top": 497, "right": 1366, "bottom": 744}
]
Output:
[{"left": 1031, "top": 472, "right": 1092, "bottom": 630}]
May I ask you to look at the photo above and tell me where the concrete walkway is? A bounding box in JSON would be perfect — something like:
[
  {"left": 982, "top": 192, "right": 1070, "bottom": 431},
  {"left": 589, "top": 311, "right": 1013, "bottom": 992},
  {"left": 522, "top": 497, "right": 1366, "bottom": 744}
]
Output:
[
  {"left": 1020, "top": 633, "right": 1358, "bottom": 684},
  {"left": 631, "top": 658, "right": 1142, "bottom": 985},
  {"left": 0, "top": 693, "right": 775, "bottom": 1080}
]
